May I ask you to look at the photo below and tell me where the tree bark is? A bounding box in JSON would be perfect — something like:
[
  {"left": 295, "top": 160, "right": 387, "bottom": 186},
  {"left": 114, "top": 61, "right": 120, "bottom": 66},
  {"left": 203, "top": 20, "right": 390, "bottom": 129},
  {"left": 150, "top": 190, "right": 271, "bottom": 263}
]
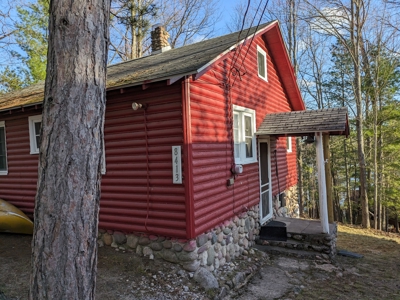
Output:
[
  {"left": 29, "top": 1, "right": 110, "bottom": 299},
  {"left": 378, "top": 96, "right": 383, "bottom": 231},
  {"left": 344, "top": 138, "right": 352, "bottom": 224},
  {"left": 352, "top": 0, "right": 370, "bottom": 228}
]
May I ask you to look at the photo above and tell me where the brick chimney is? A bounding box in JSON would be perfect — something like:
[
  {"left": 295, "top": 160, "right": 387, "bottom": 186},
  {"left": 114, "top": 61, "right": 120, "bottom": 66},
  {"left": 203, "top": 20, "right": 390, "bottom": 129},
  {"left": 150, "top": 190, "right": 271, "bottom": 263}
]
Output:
[{"left": 151, "top": 24, "right": 171, "bottom": 55}]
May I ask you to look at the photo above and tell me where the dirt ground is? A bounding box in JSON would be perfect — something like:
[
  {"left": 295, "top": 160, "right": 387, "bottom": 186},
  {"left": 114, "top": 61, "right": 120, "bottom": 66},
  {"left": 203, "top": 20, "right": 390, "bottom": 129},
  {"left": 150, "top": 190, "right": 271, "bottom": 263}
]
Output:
[
  {"left": 0, "top": 233, "right": 211, "bottom": 300},
  {"left": 1, "top": 225, "right": 400, "bottom": 300}
]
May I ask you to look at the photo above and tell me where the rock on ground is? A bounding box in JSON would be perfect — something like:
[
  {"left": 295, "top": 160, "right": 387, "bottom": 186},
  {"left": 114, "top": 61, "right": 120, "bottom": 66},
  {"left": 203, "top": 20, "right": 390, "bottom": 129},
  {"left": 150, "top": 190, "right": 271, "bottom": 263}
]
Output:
[{"left": 193, "top": 267, "right": 219, "bottom": 291}]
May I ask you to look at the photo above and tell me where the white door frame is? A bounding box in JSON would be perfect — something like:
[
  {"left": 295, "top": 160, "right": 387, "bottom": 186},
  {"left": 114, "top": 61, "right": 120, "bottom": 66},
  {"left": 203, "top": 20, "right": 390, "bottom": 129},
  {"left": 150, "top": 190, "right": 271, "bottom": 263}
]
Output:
[{"left": 258, "top": 137, "right": 273, "bottom": 224}]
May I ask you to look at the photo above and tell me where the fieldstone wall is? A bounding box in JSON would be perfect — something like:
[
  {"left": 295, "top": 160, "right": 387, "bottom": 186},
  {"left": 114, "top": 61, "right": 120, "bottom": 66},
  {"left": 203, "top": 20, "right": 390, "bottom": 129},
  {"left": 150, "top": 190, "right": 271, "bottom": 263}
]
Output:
[
  {"left": 274, "top": 185, "right": 299, "bottom": 218},
  {"left": 262, "top": 223, "right": 338, "bottom": 259},
  {"left": 98, "top": 205, "right": 261, "bottom": 272}
]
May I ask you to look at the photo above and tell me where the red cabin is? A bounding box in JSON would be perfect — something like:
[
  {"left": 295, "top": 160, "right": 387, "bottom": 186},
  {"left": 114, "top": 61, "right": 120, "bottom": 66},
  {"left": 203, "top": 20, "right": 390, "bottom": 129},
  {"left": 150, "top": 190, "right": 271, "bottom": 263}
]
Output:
[{"left": 0, "top": 21, "right": 310, "bottom": 271}]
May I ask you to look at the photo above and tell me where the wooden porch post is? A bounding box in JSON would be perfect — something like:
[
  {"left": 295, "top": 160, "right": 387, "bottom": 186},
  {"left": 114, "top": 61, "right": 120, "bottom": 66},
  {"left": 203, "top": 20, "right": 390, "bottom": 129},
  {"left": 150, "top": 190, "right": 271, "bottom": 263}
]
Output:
[
  {"left": 323, "top": 134, "right": 334, "bottom": 223},
  {"left": 316, "top": 132, "right": 330, "bottom": 234}
]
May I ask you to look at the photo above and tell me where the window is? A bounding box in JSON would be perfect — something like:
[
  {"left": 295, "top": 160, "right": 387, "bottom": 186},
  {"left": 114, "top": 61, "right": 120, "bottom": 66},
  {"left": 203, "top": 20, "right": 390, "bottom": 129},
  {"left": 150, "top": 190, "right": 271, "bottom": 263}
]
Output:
[
  {"left": 0, "top": 121, "right": 8, "bottom": 175},
  {"left": 27, "top": 114, "right": 107, "bottom": 173},
  {"left": 29, "top": 115, "right": 42, "bottom": 154},
  {"left": 287, "top": 136, "right": 292, "bottom": 153},
  {"left": 233, "top": 105, "right": 257, "bottom": 164},
  {"left": 257, "top": 45, "right": 267, "bottom": 81}
]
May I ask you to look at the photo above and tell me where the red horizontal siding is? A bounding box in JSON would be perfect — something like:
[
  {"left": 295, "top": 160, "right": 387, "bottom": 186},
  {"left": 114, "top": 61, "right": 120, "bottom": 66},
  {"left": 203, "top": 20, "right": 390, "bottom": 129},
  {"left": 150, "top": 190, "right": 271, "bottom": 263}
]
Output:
[
  {"left": 0, "top": 107, "right": 41, "bottom": 215},
  {"left": 190, "top": 34, "right": 297, "bottom": 235},
  {"left": 100, "top": 82, "right": 186, "bottom": 237},
  {"left": 270, "top": 138, "right": 297, "bottom": 197},
  {"left": 0, "top": 80, "right": 188, "bottom": 238}
]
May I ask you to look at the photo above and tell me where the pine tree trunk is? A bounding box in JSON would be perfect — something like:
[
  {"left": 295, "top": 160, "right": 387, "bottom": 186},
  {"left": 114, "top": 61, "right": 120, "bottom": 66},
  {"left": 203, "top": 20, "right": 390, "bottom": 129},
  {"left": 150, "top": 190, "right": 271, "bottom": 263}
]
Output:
[
  {"left": 385, "top": 207, "right": 388, "bottom": 232},
  {"left": 352, "top": 0, "right": 370, "bottom": 229},
  {"left": 29, "top": 1, "right": 110, "bottom": 299},
  {"left": 344, "top": 139, "right": 352, "bottom": 224},
  {"left": 373, "top": 95, "right": 378, "bottom": 230},
  {"left": 131, "top": 2, "right": 137, "bottom": 60},
  {"left": 378, "top": 96, "right": 383, "bottom": 231},
  {"left": 330, "top": 153, "right": 341, "bottom": 222}
]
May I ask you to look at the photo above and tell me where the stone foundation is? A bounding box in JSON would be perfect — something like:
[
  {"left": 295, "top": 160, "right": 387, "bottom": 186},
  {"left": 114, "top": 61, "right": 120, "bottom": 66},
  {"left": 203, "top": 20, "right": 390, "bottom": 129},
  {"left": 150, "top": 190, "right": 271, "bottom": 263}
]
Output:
[
  {"left": 98, "top": 205, "right": 260, "bottom": 272},
  {"left": 274, "top": 185, "right": 299, "bottom": 218}
]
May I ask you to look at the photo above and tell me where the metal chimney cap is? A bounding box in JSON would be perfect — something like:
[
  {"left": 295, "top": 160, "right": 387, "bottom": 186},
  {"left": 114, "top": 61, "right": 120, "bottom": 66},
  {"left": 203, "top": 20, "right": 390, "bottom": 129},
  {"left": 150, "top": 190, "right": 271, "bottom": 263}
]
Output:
[{"left": 152, "top": 23, "right": 162, "bottom": 31}]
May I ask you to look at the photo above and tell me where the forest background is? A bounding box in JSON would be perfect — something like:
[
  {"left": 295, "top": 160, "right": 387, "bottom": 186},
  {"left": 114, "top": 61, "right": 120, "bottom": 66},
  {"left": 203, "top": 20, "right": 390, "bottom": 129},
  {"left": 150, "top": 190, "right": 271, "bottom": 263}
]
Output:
[{"left": 0, "top": 0, "right": 399, "bottom": 231}]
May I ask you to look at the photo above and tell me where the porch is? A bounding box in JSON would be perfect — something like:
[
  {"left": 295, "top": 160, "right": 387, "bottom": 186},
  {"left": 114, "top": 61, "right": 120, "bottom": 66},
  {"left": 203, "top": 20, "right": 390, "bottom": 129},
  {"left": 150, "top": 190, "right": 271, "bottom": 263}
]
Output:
[
  {"left": 255, "top": 217, "right": 337, "bottom": 259},
  {"left": 256, "top": 107, "right": 350, "bottom": 235}
]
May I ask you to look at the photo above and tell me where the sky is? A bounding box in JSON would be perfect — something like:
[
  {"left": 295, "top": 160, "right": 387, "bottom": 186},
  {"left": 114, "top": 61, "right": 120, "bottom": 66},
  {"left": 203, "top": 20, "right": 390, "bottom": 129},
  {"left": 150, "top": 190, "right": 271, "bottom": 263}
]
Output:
[
  {"left": 0, "top": 0, "right": 243, "bottom": 70},
  {"left": 214, "top": 0, "right": 239, "bottom": 35}
]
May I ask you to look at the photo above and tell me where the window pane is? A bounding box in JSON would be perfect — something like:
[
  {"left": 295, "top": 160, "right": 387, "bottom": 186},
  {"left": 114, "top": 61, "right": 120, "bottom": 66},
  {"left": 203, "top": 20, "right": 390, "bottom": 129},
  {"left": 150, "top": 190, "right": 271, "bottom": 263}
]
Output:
[
  {"left": 0, "top": 129, "right": 4, "bottom": 156},
  {"left": 35, "top": 122, "right": 41, "bottom": 149},
  {"left": 262, "top": 192, "right": 270, "bottom": 218},
  {"left": 0, "top": 156, "right": 5, "bottom": 170},
  {"left": 35, "top": 136, "right": 40, "bottom": 150},
  {"left": 233, "top": 106, "right": 256, "bottom": 162},
  {"left": 244, "top": 115, "right": 253, "bottom": 158},
  {"left": 0, "top": 127, "right": 6, "bottom": 170},
  {"left": 258, "top": 51, "right": 265, "bottom": 78},
  {"left": 34, "top": 122, "right": 41, "bottom": 136},
  {"left": 244, "top": 115, "right": 252, "bottom": 137},
  {"left": 233, "top": 113, "right": 240, "bottom": 159},
  {"left": 233, "top": 114, "right": 239, "bottom": 140},
  {"left": 245, "top": 137, "right": 253, "bottom": 158}
]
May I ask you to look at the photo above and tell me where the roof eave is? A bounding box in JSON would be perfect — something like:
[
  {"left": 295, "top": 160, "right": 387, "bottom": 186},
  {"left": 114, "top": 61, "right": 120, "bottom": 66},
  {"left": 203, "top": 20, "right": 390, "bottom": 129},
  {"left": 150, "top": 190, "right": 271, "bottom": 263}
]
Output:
[
  {"left": 106, "top": 72, "right": 195, "bottom": 91},
  {"left": 256, "top": 129, "right": 348, "bottom": 137},
  {"left": 0, "top": 101, "right": 43, "bottom": 113}
]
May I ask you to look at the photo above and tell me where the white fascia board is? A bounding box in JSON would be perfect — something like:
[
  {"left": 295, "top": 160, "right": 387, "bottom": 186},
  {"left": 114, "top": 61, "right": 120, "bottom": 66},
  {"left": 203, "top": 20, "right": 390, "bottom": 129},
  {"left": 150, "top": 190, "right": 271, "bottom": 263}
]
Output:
[{"left": 107, "top": 72, "right": 195, "bottom": 91}]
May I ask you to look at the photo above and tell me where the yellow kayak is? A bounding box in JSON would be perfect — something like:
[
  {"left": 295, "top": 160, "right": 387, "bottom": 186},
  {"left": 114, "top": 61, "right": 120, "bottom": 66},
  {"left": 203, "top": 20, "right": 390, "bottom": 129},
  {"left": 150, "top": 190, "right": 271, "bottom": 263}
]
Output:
[{"left": 0, "top": 199, "right": 33, "bottom": 234}]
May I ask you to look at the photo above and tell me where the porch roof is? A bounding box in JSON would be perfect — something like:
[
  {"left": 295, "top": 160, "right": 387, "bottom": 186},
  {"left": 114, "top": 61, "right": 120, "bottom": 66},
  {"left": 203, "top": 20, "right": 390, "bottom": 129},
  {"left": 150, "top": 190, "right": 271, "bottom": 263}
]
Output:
[{"left": 255, "top": 107, "right": 349, "bottom": 137}]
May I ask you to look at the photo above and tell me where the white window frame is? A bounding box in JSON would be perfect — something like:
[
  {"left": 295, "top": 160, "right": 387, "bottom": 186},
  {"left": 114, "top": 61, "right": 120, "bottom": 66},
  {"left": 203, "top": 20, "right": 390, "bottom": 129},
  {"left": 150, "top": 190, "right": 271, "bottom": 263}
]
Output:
[
  {"left": 233, "top": 105, "right": 257, "bottom": 165},
  {"left": 101, "top": 138, "right": 106, "bottom": 175},
  {"left": 0, "top": 121, "right": 8, "bottom": 175},
  {"left": 27, "top": 114, "right": 107, "bottom": 173},
  {"left": 287, "top": 136, "right": 292, "bottom": 153},
  {"left": 257, "top": 45, "right": 268, "bottom": 82},
  {"left": 29, "top": 115, "right": 42, "bottom": 154}
]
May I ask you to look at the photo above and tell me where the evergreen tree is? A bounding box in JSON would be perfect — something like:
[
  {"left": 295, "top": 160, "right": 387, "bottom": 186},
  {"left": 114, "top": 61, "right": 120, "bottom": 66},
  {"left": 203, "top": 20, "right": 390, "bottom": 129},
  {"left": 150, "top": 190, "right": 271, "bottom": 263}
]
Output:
[
  {"left": 14, "top": 0, "right": 49, "bottom": 83},
  {"left": 109, "top": 0, "right": 157, "bottom": 61},
  {"left": 0, "top": 67, "right": 30, "bottom": 93}
]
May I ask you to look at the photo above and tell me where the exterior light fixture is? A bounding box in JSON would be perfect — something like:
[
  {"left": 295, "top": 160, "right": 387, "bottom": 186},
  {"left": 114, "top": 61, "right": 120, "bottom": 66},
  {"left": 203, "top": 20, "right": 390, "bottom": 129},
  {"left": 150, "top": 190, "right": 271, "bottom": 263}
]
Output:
[
  {"left": 303, "top": 135, "right": 315, "bottom": 144},
  {"left": 132, "top": 102, "right": 143, "bottom": 110}
]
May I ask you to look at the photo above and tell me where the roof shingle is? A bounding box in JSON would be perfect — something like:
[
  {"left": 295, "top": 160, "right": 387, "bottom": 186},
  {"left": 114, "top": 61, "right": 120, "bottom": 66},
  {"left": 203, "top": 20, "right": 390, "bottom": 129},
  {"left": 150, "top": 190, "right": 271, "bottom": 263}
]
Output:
[
  {"left": 0, "top": 22, "right": 274, "bottom": 111},
  {"left": 255, "top": 107, "right": 349, "bottom": 136}
]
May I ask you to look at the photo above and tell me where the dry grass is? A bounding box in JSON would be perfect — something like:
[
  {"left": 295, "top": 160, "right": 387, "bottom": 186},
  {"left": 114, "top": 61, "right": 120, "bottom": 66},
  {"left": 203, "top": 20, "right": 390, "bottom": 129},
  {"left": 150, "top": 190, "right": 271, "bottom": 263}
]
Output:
[{"left": 296, "top": 224, "right": 400, "bottom": 300}]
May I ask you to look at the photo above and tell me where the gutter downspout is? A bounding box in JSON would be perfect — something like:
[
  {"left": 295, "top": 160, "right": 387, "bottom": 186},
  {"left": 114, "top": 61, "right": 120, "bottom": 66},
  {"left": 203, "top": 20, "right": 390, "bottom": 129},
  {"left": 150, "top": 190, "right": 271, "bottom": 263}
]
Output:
[{"left": 182, "top": 76, "right": 195, "bottom": 239}]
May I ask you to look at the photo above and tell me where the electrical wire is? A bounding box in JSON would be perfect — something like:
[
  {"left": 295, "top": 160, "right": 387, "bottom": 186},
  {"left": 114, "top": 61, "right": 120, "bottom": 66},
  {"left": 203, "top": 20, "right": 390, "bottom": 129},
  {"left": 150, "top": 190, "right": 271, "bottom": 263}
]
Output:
[
  {"left": 226, "top": 0, "right": 272, "bottom": 217},
  {"left": 227, "top": 0, "right": 266, "bottom": 87},
  {"left": 230, "top": 0, "right": 270, "bottom": 88},
  {"left": 226, "top": 1, "right": 253, "bottom": 84}
]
